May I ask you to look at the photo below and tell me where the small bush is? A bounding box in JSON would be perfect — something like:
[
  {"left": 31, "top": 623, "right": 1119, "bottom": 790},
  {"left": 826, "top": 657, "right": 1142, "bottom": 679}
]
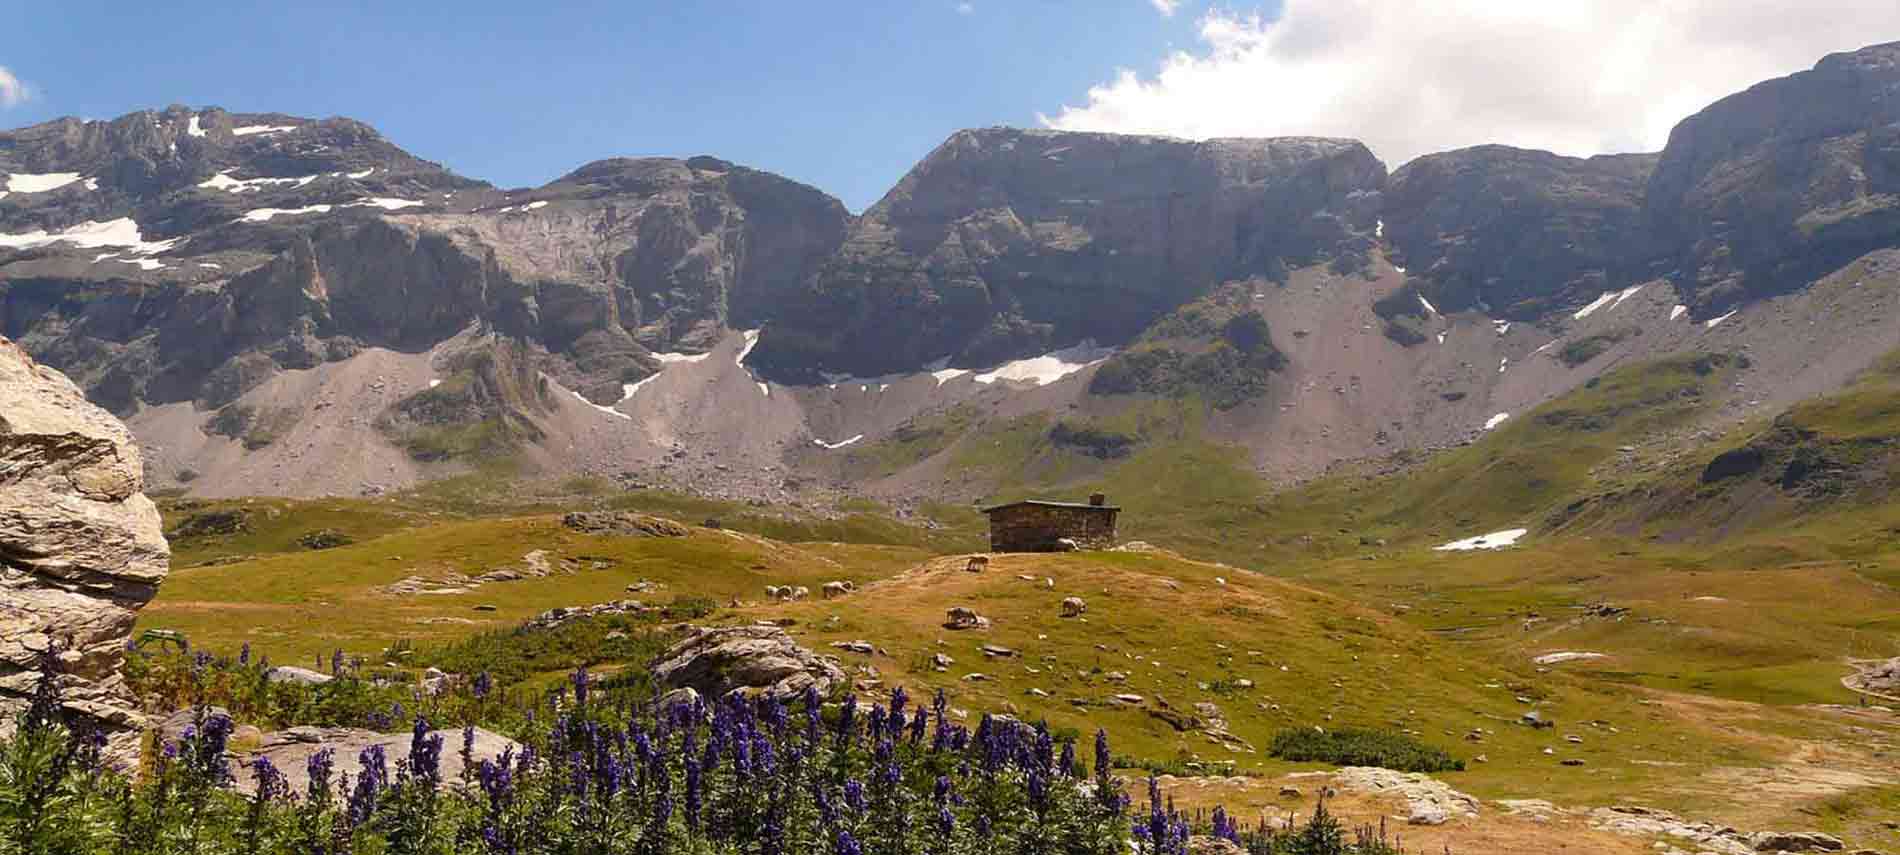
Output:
[{"left": 1268, "top": 727, "right": 1463, "bottom": 773}]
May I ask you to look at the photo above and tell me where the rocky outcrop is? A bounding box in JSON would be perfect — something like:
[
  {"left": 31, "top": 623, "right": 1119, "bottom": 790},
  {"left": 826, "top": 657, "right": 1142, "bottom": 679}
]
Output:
[
  {"left": 1330, "top": 766, "right": 1480, "bottom": 826},
  {"left": 1645, "top": 41, "right": 1900, "bottom": 314},
  {"left": 0, "top": 335, "right": 169, "bottom": 762},
  {"left": 561, "top": 510, "right": 690, "bottom": 537},
  {"left": 649, "top": 625, "right": 846, "bottom": 702},
  {"left": 236, "top": 722, "right": 514, "bottom": 796},
  {"left": 1384, "top": 145, "right": 1659, "bottom": 319},
  {"left": 749, "top": 128, "right": 1385, "bottom": 381}
]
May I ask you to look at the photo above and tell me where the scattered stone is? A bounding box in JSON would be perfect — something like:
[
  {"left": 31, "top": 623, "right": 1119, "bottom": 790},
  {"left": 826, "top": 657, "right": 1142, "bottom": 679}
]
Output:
[
  {"left": 1112, "top": 694, "right": 1144, "bottom": 705},
  {"left": 980, "top": 645, "right": 1016, "bottom": 659},
  {"left": 525, "top": 600, "right": 649, "bottom": 630},
  {"left": 830, "top": 640, "right": 875, "bottom": 654},
  {"left": 296, "top": 529, "right": 353, "bottom": 550},
  {"left": 1522, "top": 711, "right": 1554, "bottom": 728},
  {"left": 1062, "top": 596, "right": 1087, "bottom": 617}
]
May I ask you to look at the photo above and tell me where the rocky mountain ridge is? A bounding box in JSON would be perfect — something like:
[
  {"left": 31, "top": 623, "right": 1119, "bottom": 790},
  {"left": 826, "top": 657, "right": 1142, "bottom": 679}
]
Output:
[{"left": 3, "top": 42, "right": 1899, "bottom": 502}]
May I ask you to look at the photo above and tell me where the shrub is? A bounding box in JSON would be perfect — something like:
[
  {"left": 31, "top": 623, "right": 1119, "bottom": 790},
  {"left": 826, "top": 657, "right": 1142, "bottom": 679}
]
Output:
[{"left": 1267, "top": 727, "right": 1463, "bottom": 773}]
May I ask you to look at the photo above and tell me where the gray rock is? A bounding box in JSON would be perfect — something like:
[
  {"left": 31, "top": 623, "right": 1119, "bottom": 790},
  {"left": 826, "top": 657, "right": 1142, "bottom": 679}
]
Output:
[
  {"left": 649, "top": 625, "right": 846, "bottom": 702},
  {"left": 0, "top": 337, "right": 170, "bottom": 766},
  {"left": 1749, "top": 831, "right": 1845, "bottom": 853},
  {"left": 235, "top": 724, "right": 518, "bottom": 796},
  {"left": 266, "top": 665, "right": 334, "bottom": 685}
]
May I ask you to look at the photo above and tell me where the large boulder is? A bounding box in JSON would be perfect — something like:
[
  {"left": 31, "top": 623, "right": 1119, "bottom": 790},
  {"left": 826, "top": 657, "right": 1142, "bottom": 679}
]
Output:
[
  {"left": 649, "top": 625, "right": 846, "bottom": 702},
  {"left": 0, "top": 335, "right": 170, "bottom": 763}
]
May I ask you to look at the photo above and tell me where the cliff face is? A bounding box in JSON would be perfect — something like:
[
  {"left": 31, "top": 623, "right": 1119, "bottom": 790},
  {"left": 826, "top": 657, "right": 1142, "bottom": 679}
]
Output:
[
  {"left": 1383, "top": 146, "right": 1660, "bottom": 319},
  {"left": 747, "top": 128, "right": 1386, "bottom": 382},
  {"left": 0, "top": 335, "right": 169, "bottom": 764},
  {"left": 1644, "top": 41, "right": 1900, "bottom": 313}
]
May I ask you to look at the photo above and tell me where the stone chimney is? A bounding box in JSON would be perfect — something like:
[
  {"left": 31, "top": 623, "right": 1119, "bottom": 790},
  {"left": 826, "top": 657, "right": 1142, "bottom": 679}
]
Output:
[{"left": 1088, "top": 493, "right": 1107, "bottom": 507}]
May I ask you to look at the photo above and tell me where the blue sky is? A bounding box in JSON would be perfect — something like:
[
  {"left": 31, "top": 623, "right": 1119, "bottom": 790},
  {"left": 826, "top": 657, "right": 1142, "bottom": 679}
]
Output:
[
  {"left": 8, "top": 3, "right": 1893, "bottom": 211},
  {"left": 2, "top": 2, "right": 1215, "bottom": 211}
]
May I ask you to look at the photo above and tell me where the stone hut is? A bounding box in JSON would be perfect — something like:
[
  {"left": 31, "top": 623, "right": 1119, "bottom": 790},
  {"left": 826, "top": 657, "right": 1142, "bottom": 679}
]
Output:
[{"left": 982, "top": 494, "right": 1119, "bottom": 552}]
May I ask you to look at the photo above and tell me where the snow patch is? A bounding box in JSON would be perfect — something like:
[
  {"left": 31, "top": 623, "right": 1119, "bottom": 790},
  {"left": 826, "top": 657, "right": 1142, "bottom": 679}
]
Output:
[
  {"left": 1375, "top": 218, "right": 1384, "bottom": 238},
  {"left": 1573, "top": 291, "right": 1618, "bottom": 320},
  {"left": 5, "top": 172, "right": 85, "bottom": 193},
  {"left": 198, "top": 170, "right": 320, "bottom": 193},
  {"left": 346, "top": 167, "right": 374, "bottom": 179},
  {"left": 1608, "top": 284, "right": 1645, "bottom": 310},
  {"left": 1498, "top": 357, "right": 1509, "bottom": 373},
  {"left": 652, "top": 350, "right": 711, "bottom": 364},
  {"left": 231, "top": 125, "right": 296, "bottom": 136},
  {"left": 570, "top": 388, "right": 631, "bottom": 421},
  {"left": 736, "top": 329, "right": 761, "bottom": 366},
  {"left": 130, "top": 258, "right": 166, "bottom": 271},
  {"left": 197, "top": 262, "right": 222, "bottom": 270},
  {"left": 932, "top": 367, "right": 970, "bottom": 386},
  {"left": 1669, "top": 305, "right": 1688, "bottom": 321},
  {"left": 756, "top": 381, "right": 771, "bottom": 397},
  {"left": 1435, "top": 332, "right": 1446, "bottom": 345},
  {"left": 1417, "top": 294, "right": 1437, "bottom": 315},
  {"left": 427, "top": 379, "right": 442, "bottom": 389},
  {"left": 1493, "top": 319, "right": 1511, "bottom": 335},
  {"left": 0, "top": 217, "right": 179, "bottom": 254},
  {"left": 813, "top": 434, "right": 864, "bottom": 450},
  {"left": 1532, "top": 652, "right": 1607, "bottom": 666},
  {"left": 187, "top": 115, "right": 206, "bottom": 137},
  {"left": 1703, "top": 310, "right": 1737, "bottom": 329},
  {"left": 619, "top": 376, "right": 660, "bottom": 400},
  {"left": 973, "top": 340, "right": 1115, "bottom": 386},
  {"left": 241, "top": 205, "right": 333, "bottom": 222},
  {"left": 1393, "top": 264, "right": 1406, "bottom": 274},
  {"left": 1483, "top": 413, "right": 1510, "bottom": 430},
  {"left": 1434, "top": 528, "right": 1528, "bottom": 551},
  {"left": 354, "top": 197, "right": 424, "bottom": 210},
  {"left": 1533, "top": 340, "right": 1557, "bottom": 354},
  {"left": 525, "top": 200, "right": 548, "bottom": 210}
]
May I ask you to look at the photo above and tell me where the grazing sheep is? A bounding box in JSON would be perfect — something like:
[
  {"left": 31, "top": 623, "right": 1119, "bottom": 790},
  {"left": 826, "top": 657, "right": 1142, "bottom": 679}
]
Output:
[
  {"left": 765, "top": 585, "right": 786, "bottom": 600},
  {"left": 945, "top": 607, "right": 990, "bottom": 630},
  {"left": 822, "top": 581, "right": 851, "bottom": 600},
  {"left": 1061, "top": 597, "right": 1087, "bottom": 618},
  {"left": 790, "top": 586, "right": 810, "bottom": 601},
  {"left": 965, "top": 556, "right": 990, "bottom": 573}
]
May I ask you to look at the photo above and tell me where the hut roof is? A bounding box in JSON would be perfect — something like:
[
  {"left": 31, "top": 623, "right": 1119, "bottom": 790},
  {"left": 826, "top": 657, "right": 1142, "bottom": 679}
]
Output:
[{"left": 980, "top": 499, "right": 1121, "bottom": 514}]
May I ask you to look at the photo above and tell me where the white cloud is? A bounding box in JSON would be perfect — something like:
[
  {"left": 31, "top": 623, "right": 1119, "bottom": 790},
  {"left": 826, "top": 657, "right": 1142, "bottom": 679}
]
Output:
[
  {"left": 1151, "top": 0, "right": 1181, "bottom": 17},
  {"left": 1044, "top": 1, "right": 1900, "bottom": 169},
  {"left": 956, "top": 2, "right": 974, "bottom": 14},
  {"left": 0, "top": 66, "right": 33, "bottom": 109}
]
